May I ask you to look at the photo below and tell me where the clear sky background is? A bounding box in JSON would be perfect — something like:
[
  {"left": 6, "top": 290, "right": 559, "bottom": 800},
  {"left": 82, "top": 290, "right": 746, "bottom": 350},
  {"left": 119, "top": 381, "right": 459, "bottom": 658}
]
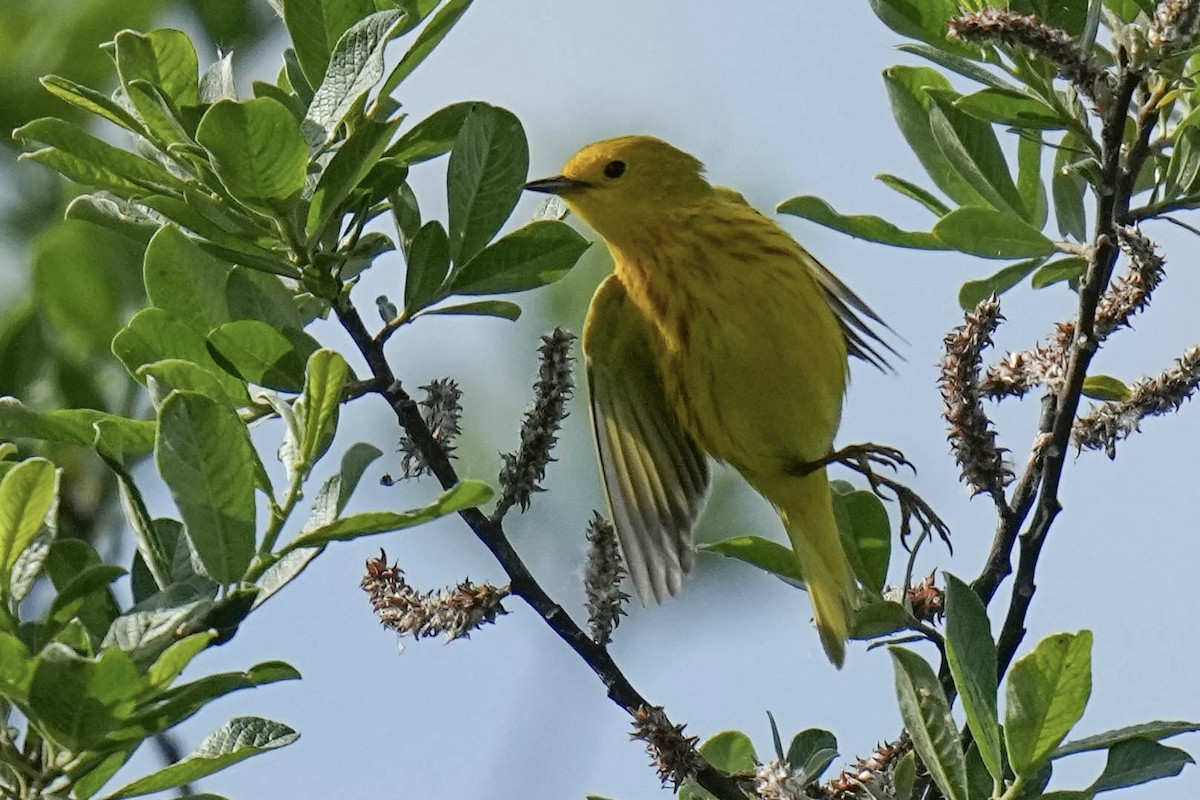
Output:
[{"left": 86, "top": 2, "right": 1200, "bottom": 798}]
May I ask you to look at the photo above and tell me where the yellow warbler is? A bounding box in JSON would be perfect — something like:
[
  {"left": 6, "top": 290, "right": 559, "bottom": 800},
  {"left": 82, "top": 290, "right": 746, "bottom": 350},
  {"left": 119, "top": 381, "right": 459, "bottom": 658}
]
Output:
[{"left": 524, "top": 136, "right": 890, "bottom": 666}]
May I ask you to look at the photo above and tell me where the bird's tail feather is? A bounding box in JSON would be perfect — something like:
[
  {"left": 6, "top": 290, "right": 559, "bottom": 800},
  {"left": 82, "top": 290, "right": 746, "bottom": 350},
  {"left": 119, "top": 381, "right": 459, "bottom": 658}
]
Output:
[{"left": 776, "top": 468, "right": 855, "bottom": 668}]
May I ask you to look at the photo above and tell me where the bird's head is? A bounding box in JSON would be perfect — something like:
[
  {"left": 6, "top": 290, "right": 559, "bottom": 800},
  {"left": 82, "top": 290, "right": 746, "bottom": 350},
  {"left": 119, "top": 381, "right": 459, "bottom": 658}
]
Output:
[{"left": 524, "top": 136, "right": 711, "bottom": 242}]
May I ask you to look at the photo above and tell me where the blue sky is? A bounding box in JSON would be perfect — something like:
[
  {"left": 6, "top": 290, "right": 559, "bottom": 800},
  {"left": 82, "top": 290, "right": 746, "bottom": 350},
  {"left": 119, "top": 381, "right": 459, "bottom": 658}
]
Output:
[{"left": 106, "top": 2, "right": 1200, "bottom": 798}]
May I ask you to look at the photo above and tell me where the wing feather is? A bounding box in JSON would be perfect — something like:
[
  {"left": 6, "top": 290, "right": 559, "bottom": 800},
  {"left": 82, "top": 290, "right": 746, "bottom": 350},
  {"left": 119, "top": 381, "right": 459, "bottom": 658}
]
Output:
[{"left": 584, "top": 275, "right": 711, "bottom": 604}]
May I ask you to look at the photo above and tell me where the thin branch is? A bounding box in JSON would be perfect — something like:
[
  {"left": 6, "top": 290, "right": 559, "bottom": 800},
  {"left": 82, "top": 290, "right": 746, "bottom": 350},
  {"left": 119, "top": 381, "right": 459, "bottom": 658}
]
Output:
[
  {"left": 993, "top": 55, "right": 1151, "bottom": 674},
  {"left": 333, "top": 299, "right": 747, "bottom": 800}
]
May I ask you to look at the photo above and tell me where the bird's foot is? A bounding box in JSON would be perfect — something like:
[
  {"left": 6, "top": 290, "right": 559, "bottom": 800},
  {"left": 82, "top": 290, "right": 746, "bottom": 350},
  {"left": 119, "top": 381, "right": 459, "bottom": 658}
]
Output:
[{"left": 800, "top": 442, "right": 952, "bottom": 553}]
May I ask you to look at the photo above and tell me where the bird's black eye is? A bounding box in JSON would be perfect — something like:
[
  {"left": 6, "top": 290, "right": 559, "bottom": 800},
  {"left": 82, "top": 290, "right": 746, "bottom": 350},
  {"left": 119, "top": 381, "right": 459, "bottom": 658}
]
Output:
[{"left": 603, "top": 160, "right": 627, "bottom": 179}]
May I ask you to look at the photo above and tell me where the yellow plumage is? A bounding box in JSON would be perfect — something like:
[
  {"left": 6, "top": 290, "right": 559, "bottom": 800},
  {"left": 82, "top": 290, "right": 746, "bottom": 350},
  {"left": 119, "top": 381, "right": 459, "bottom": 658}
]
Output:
[{"left": 525, "top": 136, "right": 890, "bottom": 667}]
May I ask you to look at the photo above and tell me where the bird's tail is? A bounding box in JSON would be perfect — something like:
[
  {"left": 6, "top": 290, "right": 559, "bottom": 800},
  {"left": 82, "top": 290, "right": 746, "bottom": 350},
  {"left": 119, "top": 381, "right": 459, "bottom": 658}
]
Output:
[{"left": 771, "top": 467, "right": 856, "bottom": 668}]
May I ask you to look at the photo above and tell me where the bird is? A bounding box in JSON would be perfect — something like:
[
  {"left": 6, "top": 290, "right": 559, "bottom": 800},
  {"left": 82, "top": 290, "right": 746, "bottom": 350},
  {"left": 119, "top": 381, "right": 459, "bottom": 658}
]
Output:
[{"left": 524, "top": 136, "right": 892, "bottom": 666}]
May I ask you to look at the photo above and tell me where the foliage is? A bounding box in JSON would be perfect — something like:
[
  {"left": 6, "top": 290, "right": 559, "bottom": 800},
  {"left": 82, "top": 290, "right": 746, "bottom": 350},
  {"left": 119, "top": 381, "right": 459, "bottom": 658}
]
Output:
[{"left": 1, "top": 1, "right": 588, "bottom": 796}]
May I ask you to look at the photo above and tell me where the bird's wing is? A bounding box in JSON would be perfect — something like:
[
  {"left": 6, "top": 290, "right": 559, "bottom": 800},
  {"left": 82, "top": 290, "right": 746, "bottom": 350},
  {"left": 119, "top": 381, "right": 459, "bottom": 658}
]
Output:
[
  {"left": 583, "top": 275, "right": 711, "bottom": 604},
  {"left": 802, "top": 250, "right": 900, "bottom": 372},
  {"left": 714, "top": 185, "right": 900, "bottom": 372}
]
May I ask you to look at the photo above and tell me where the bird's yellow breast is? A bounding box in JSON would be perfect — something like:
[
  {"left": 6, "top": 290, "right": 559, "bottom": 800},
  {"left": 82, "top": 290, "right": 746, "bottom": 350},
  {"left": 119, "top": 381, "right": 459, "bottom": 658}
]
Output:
[{"left": 609, "top": 198, "right": 848, "bottom": 476}]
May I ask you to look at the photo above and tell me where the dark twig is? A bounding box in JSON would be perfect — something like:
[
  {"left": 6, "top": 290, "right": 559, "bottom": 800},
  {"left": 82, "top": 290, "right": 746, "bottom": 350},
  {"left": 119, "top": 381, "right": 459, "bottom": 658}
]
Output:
[
  {"left": 989, "top": 56, "right": 1149, "bottom": 676},
  {"left": 333, "top": 300, "right": 746, "bottom": 800}
]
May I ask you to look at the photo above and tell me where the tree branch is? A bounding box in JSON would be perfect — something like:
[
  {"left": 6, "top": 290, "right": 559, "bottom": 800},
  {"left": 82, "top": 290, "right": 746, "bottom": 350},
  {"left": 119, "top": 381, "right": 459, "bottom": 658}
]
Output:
[
  {"left": 333, "top": 298, "right": 746, "bottom": 800},
  {"left": 992, "top": 56, "right": 1150, "bottom": 673}
]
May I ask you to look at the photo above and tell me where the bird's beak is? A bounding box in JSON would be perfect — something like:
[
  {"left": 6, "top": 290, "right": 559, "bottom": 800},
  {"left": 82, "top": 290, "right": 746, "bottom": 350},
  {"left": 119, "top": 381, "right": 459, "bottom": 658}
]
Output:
[{"left": 523, "top": 175, "right": 590, "bottom": 195}]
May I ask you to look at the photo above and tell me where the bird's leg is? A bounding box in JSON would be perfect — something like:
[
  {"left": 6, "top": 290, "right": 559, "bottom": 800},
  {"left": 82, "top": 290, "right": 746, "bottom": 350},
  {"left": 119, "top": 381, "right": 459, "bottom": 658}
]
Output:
[{"left": 793, "top": 442, "right": 953, "bottom": 553}]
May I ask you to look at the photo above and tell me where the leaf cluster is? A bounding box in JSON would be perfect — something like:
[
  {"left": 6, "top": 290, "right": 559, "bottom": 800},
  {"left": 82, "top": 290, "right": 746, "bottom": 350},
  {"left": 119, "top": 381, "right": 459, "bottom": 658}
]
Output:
[{"left": 2, "top": 1, "right": 591, "bottom": 797}]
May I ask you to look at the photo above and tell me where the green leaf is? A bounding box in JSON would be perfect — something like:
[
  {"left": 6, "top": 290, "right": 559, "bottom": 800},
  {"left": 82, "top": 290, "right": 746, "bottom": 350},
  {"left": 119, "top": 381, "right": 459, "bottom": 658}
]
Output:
[
  {"left": 282, "top": 0, "right": 379, "bottom": 86},
  {"left": 103, "top": 590, "right": 215, "bottom": 673},
  {"left": 155, "top": 391, "right": 257, "bottom": 583},
  {"left": 0, "top": 400, "right": 156, "bottom": 454},
  {"left": 380, "top": 0, "right": 476, "bottom": 97},
  {"left": 128, "top": 661, "right": 300, "bottom": 736},
  {"left": 1032, "top": 256, "right": 1087, "bottom": 289},
  {"left": 699, "top": 730, "right": 757, "bottom": 773},
  {"left": 404, "top": 220, "right": 452, "bottom": 312},
  {"left": 113, "top": 29, "right": 200, "bottom": 107},
  {"left": 929, "top": 92, "right": 1026, "bottom": 216},
  {"left": 14, "top": 117, "right": 187, "bottom": 196},
  {"left": 342, "top": 231, "right": 396, "bottom": 281},
  {"left": 144, "top": 226, "right": 234, "bottom": 334},
  {"left": 306, "top": 113, "right": 406, "bottom": 239},
  {"left": 226, "top": 267, "right": 303, "bottom": 329},
  {"left": 122, "top": 79, "right": 190, "bottom": 147},
  {"left": 387, "top": 101, "right": 476, "bottom": 165},
  {"left": 849, "top": 599, "right": 909, "bottom": 640},
  {"left": 831, "top": 486, "right": 890, "bottom": 594},
  {"left": 39, "top": 75, "right": 145, "bottom": 134},
  {"left": 890, "top": 647, "right": 968, "bottom": 800},
  {"left": 0, "top": 632, "right": 34, "bottom": 702},
  {"left": 958, "top": 257, "right": 1047, "bottom": 309},
  {"left": 315, "top": 442, "right": 382, "bottom": 523},
  {"left": 447, "top": 104, "right": 529, "bottom": 265},
  {"left": 48, "top": 564, "right": 126, "bottom": 631},
  {"left": 868, "top": 0, "right": 981, "bottom": 57},
  {"left": 133, "top": 195, "right": 298, "bottom": 279},
  {"left": 196, "top": 98, "right": 309, "bottom": 211},
  {"left": 287, "top": 480, "right": 494, "bottom": 549},
  {"left": 303, "top": 10, "right": 406, "bottom": 145},
  {"left": 10, "top": 524, "right": 54, "bottom": 605},
  {"left": 1081, "top": 375, "right": 1131, "bottom": 402},
  {"left": 45, "top": 539, "right": 121, "bottom": 641},
  {"left": 0, "top": 458, "right": 59, "bottom": 583},
  {"left": 701, "top": 535, "right": 803, "bottom": 584},
  {"left": 113, "top": 308, "right": 249, "bottom": 402},
  {"left": 882, "top": 66, "right": 989, "bottom": 208},
  {"left": 1087, "top": 739, "right": 1194, "bottom": 794},
  {"left": 1005, "top": 630, "right": 1093, "bottom": 777},
  {"left": 418, "top": 300, "right": 522, "bottom": 321},
  {"left": 207, "top": 320, "right": 319, "bottom": 392},
  {"left": 296, "top": 349, "right": 350, "bottom": 470},
  {"left": 786, "top": 728, "right": 839, "bottom": 779},
  {"left": 777, "top": 195, "right": 948, "bottom": 250},
  {"left": 1166, "top": 128, "right": 1200, "bottom": 200},
  {"left": 71, "top": 749, "right": 137, "bottom": 800},
  {"left": 141, "top": 359, "right": 241, "bottom": 411},
  {"left": 955, "top": 88, "right": 1066, "bottom": 130},
  {"left": 896, "top": 44, "right": 1021, "bottom": 93},
  {"left": 1054, "top": 721, "right": 1200, "bottom": 758},
  {"left": 29, "top": 645, "right": 145, "bottom": 752},
  {"left": 1017, "top": 131, "right": 1049, "bottom": 230},
  {"left": 392, "top": 181, "right": 423, "bottom": 254},
  {"left": 252, "top": 547, "right": 322, "bottom": 609},
  {"left": 146, "top": 631, "right": 216, "bottom": 690},
  {"left": 106, "top": 716, "right": 299, "bottom": 798},
  {"left": 934, "top": 207, "right": 1055, "bottom": 259},
  {"left": 1052, "top": 132, "right": 1090, "bottom": 241},
  {"left": 875, "top": 173, "right": 951, "bottom": 216},
  {"left": 894, "top": 751, "right": 917, "bottom": 800},
  {"left": 33, "top": 220, "right": 141, "bottom": 353},
  {"left": 448, "top": 220, "right": 588, "bottom": 295},
  {"left": 944, "top": 574, "right": 1003, "bottom": 783}
]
